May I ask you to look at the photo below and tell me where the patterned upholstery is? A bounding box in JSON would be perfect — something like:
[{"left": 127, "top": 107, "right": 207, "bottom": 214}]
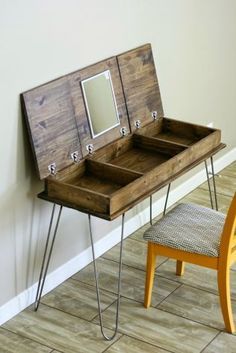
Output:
[{"left": 143, "top": 203, "right": 226, "bottom": 257}]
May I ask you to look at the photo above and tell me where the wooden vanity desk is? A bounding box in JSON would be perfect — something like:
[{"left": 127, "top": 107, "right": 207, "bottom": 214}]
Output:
[{"left": 21, "top": 43, "right": 224, "bottom": 339}]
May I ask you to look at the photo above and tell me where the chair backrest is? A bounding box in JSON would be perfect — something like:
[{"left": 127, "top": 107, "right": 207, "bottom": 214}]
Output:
[{"left": 219, "top": 193, "right": 236, "bottom": 261}]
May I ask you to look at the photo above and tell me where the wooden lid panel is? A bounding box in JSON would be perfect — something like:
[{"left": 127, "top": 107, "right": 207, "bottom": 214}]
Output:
[
  {"left": 118, "top": 43, "right": 164, "bottom": 132},
  {"left": 69, "top": 57, "right": 130, "bottom": 157},
  {"left": 22, "top": 77, "right": 82, "bottom": 179},
  {"left": 22, "top": 44, "right": 163, "bottom": 179}
]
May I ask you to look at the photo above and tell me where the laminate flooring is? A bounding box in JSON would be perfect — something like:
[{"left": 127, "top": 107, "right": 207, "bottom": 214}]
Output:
[{"left": 1, "top": 162, "right": 236, "bottom": 353}]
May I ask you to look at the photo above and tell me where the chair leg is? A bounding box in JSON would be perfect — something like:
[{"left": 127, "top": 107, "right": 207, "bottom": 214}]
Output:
[
  {"left": 218, "top": 264, "right": 235, "bottom": 333},
  {"left": 144, "top": 242, "right": 156, "bottom": 308},
  {"left": 176, "top": 260, "right": 185, "bottom": 276}
]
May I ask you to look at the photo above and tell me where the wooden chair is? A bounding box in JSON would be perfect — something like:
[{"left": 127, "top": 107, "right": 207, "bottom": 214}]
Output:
[{"left": 143, "top": 193, "right": 236, "bottom": 333}]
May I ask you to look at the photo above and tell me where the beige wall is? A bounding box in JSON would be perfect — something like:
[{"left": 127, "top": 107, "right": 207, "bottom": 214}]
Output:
[{"left": 0, "top": 0, "right": 235, "bottom": 307}]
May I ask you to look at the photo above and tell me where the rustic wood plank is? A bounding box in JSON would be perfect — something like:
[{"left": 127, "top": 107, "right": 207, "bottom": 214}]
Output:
[
  {"left": 86, "top": 159, "right": 143, "bottom": 185},
  {"left": 96, "top": 161, "right": 144, "bottom": 177},
  {"left": 118, "top": 43, "right": 164, "bottom": 132},
  {"left": 90, "top": 135, "right": 134, "bottom": 162},
  {"left": 134, "top": 118, "right": 163, "bottom": 137},
  {"left": 150, "top": 137, "right": 189, "bottom": 148},
  {"left": 22, "top": 78, "right": 82, "bottom": 179},
  {"left": 133, "top": 134, "right": 186, "bottom": 156},
  {"left": 57, "top": 162, "right": 86, "bottom": 183}
]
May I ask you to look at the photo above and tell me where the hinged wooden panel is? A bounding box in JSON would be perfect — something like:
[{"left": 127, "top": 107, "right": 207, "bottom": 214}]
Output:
[
  {"left": 118, "top": 43, "right": 164, "bottom": 132},
  {"left": 21, "top": 77, "right": 82, "bottom": 179}
]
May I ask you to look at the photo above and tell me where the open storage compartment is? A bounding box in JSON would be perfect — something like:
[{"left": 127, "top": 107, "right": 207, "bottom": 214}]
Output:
[
  {"left": 135, "top": 117, "right": 219, "bottom": 146},
  {"left": 45, "top": 133, "right": 187, "bottom": 219},
  {"left": 93, "top": 133, "right": 186, "bottom": 171},
  {"left": 135, "top": 117, "right": 221, "bottom": 161},
  {"left": 45, "top": 158, "right": 143, "bottom": 218}
]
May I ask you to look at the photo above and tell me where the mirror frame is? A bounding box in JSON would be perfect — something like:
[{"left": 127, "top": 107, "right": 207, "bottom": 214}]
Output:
[{"left": 81, "top": 70, "right": 120, "bottom": 138}]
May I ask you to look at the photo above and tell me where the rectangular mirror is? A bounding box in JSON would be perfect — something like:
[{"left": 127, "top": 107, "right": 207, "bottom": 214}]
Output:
[{"left": 81, "top": 70, "right": 120, "bottom": 138}]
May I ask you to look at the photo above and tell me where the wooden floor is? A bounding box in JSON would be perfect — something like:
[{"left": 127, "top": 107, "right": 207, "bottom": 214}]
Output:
[{"left": 1, "top": 162, "right": 236, "bottom": 353}]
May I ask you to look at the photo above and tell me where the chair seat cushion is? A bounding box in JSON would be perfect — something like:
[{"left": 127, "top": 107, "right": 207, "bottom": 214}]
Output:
[{"left": 143, "top": 203, "right": 226, "bottom": 257}]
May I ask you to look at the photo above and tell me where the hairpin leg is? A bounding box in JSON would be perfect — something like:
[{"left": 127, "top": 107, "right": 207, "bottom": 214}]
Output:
[
  {"left": 163, "top": 183, "right": 171, "bottom": 216},
  {"left": 34, "top": 204, "right": 63, "bottom": 311},
  {"left": 204, "top": 160, "right": 214, "bottom": 209},
  {"left": 210, "top": 156, "right": 218, "bottom": 211},
  {"left": 150, "top": 183, "right": 171, "bottom": 224},
  {"left": 150, "top": 195, "right": 153, "bottom": 225},
  {"left": 88, "top": 213, "right": 125, "bottom": 341}
]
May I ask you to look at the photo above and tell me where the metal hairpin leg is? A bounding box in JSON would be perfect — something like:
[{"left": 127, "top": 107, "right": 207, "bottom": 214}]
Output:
[
  {"left": 163, "top": 183, "right": 171, "bottom": 216},
  {"left": 149, "top": 183, "right": 171, "bottom": 225},
  {"left": 210, "top": 156, "right": 218, "bottom": 211},
  {"left": 34, "top": 204, "right": 63, "bottom": 311},
  {"left": 204, "top": 160, "right": 214, "bottom": 209},
  {"left": 150, "top": 195, "right": 153, "bottom": 225},
  {"left": 204, "top": 157, "right": 218, "bottom": 211},
  {"left": 88, "top": 213, "right": 125, "bottom": 341}
]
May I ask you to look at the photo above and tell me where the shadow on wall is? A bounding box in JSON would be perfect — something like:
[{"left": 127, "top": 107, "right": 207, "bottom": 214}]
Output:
[
  {"left": 0, "top": 98, "right": 49, "bottom": 305},
  {"left": 18, "top": 95, "right": 41, "bottom": 192},
  {"left": 17, "top": 96, "right": 52, "bottom": 296}
]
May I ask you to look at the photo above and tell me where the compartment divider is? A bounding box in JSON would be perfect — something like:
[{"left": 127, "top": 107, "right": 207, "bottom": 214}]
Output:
[
  {"left": 86, "top": 159, "right": 143, "bottom": 185},
  {"left": 133, "top": 133, "right": 187, "bottom": 156},
  {"left": 147, "top": 136, "right": 189, "bottom": 148}
]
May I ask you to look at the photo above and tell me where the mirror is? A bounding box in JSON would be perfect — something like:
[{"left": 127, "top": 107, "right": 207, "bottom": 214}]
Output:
[{"left": 81, "top": 70, "right": 120, "bottom": 138}]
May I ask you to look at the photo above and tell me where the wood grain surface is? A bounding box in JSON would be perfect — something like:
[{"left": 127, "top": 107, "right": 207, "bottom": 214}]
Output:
[
  {"left": 117, "top": 43, "right": 164, "bottom": 132},
  {"left": 21, "top": 78, "right": 82, "bottom": 179}
]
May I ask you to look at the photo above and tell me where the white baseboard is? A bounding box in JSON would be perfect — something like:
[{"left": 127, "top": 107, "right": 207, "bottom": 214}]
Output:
[{"left": 0, "top": 147, "right": 235, "bottom": 325}]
